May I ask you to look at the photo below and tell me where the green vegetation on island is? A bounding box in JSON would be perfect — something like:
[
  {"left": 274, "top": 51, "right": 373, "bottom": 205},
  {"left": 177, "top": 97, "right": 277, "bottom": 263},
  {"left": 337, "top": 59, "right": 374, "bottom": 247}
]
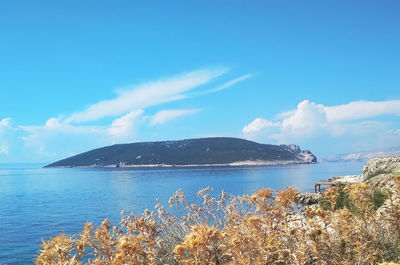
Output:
[{"left": 45, "top": 137, "right": 317, "bottom": 168}]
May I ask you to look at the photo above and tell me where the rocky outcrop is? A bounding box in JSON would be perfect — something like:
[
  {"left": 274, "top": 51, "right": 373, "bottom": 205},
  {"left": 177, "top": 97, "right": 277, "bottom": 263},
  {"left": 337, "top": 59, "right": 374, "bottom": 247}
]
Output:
[
  {"left": 359, "top": 156, "right": 400, "bottom": 192},
  {"left": 323, "top": 156, "right": 400, "bottom": 191},
  {"left": 363, "top": 156, "right": 400, "bottom": 179},
  {"left": 283, "top": 144, "right": 317, "bottom": 163},
  {"left": 296, "top": 150, "right": 317, "bottom": 163},
  {"left": 329, "top": 174, "right": 365, "bottom": 184},
  {"left": 360, "top": 157, "right": 400, "bottom": 218}
]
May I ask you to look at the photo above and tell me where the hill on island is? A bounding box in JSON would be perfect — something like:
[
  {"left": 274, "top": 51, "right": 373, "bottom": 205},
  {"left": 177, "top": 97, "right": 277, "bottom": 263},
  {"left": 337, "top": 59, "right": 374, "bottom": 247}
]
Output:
[{"left": 45, "top": 137, "right": 317, "bottom": 168}]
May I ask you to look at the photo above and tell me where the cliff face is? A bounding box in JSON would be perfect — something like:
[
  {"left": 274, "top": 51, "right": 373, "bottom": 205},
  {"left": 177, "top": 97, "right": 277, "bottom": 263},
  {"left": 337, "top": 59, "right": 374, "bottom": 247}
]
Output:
[{"left": 45, "top": 137, "right": 317, "bottom": 168}]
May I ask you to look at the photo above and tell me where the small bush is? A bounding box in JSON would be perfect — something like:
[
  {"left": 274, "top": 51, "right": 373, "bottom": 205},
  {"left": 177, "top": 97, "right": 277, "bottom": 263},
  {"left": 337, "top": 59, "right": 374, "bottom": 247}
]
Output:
[
  {"left": 319, "top": 184, "right": 357, "bottom": 213},
  {"left": 372, "top": 189, "right": 388, "bottom": 210}
]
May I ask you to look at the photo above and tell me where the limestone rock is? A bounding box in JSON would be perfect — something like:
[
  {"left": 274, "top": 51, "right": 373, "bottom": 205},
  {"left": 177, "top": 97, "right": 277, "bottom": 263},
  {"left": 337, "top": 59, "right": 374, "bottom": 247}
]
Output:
[{"left": 362, "top": 156, "right": 400, "bottom": 180}]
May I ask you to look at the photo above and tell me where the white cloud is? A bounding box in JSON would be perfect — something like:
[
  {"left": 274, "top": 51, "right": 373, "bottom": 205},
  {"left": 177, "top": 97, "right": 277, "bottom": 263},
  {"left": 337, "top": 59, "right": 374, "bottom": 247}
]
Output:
[
  {"left": 242, "top": 118, "right": 279, "bottom": 134},
  {"left": 0, "top": 117, "right": 12, "bottom": 128},
  {"left": 65, "top": 68, "right": 227, "bottom": 124},
  {"left": 108, "top": 110, "right": 144, "bottom": 139},
  {"left": 325, "top": 99, "right": 400, "bottom": 122},
  {"left": 276, "top": 109, "right": 296, "bottom": 119},
  {"left": 150, "top": 109, "right": 200, "bottom": 126},
  {"left": 0, "top": 145, "right": 9, "bottom": 155},
  {"left": 281, "top": 100, "right": 326, "bottom": 137},
  {"left": 45, "top": 117, "right": 63, "bottom": 129},
  {"left": 21, "top": 118, "right": 104, "bottom": 136},
  {"left": 243, "top": 99, "right": 400, "bottom": 141},
  {"left": 242, "top": 99, "right": 400, "bottom": 156},
  {"left": 242, "top": 100, "right": 327, "bottom": 137},
  {"left": 391, "top": 129, "right": 400, "bottom": 135},
  {"left": 20, "top": 119, "right": 108, "bottom": 160},
  {"left": 0, "top": 118, "right": 14, "bottom": 156}
]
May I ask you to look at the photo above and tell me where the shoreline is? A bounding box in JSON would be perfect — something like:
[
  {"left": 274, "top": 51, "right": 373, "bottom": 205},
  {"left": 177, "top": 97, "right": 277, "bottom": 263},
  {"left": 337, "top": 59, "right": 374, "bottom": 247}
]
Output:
[
  {"left": 326, "top": 174, "right": 365, "bottom": 184},
  {"left": 45, "top": 160, "right": 317, "bottom": 168},
  {"left": 297, "top": 172, "right": 366, "bottom": 205}
]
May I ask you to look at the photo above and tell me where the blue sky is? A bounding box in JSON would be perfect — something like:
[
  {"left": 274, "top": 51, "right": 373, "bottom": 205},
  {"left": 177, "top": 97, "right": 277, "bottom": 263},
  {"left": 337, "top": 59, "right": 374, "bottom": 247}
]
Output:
[{"left": 1, "top": 0, "right": 400, "bottom": 162}]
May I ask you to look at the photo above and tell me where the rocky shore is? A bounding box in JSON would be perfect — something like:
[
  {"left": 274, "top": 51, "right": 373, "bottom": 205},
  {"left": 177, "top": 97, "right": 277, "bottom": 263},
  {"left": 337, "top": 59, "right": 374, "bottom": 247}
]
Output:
[{"left": 296, "top": 156, "right": 400, "bottom": 205}]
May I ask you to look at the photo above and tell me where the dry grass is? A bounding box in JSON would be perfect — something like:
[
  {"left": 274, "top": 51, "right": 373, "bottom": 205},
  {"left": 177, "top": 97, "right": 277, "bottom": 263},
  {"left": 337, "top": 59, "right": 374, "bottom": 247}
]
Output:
[{"left": 35, "top": 177, "right": 400, "bottom": 265}]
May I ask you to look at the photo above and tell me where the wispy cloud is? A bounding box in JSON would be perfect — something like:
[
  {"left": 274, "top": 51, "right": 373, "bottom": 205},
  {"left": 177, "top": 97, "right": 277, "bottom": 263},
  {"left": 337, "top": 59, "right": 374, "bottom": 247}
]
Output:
[
  {"left": 65, "top": 68, "right": 227, "bottom": 124},
  {"left": 20, "top": 119, "right": 108, "bottom": 160},
  {"left": 206, "top": 74, "right": 252, "bottom": 93},
  {"left": 150, "top": 109, "right": 200, "bottom": 126},
  {"left": 325, "top": 100, "right": 400, "bottom": 122},
  {"left": 21, "top": 118, "right": 105, "bottom": 135}
]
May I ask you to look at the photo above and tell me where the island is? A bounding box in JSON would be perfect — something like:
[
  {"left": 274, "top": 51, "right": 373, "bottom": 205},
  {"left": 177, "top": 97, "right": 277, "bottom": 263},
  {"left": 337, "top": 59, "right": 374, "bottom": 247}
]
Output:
[{"left": 44, "top": 137, "right": 317, "bottom": 168}]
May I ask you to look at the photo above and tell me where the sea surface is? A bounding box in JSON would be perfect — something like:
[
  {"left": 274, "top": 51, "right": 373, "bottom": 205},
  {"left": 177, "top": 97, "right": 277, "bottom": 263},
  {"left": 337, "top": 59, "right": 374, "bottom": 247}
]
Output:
[{"left": 0, "top": 161, "right": 364, "bottom": 264}]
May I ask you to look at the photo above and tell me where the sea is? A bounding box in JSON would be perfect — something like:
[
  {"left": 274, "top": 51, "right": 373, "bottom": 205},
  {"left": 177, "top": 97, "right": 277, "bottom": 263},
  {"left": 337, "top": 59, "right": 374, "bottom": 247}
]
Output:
[{"left": 0, "top": 161, "right": 364, "bottom": 264}]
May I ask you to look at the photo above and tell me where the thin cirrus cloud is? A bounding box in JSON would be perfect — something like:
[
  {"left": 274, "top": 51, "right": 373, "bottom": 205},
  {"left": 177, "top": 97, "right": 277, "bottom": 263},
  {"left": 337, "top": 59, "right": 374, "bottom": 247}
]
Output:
[
  {"left": 205, "top": 74, "right": 252, "bottom": 93},
  {"left": 150, "top": 109, "right": 201, "bottom": 126},
  {"left": 242, "top": 99, "right": 400, "bottom": 141},
  {"left": 65, "top": 68, "right": 228, "bottom": 124}
]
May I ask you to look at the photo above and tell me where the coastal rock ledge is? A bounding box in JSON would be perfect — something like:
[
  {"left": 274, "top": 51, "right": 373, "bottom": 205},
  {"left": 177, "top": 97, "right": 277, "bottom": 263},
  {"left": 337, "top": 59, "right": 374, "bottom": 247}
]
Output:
[{"left": 299, "top": 156, "right": 400, "bottom": 205}]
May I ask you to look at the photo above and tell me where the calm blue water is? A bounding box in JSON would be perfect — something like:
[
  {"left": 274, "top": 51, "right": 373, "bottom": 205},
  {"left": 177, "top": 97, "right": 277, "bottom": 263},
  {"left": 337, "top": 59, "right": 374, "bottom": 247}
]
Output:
[{"left": 0, "top": 162, "right": 364, "bottom": 264}]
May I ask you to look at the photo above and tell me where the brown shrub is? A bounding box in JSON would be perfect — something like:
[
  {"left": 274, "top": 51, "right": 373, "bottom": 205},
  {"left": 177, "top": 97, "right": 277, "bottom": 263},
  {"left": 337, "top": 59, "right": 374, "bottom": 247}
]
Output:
[{"left": 35, "top": 179, "right": 400, "bottom": 265}]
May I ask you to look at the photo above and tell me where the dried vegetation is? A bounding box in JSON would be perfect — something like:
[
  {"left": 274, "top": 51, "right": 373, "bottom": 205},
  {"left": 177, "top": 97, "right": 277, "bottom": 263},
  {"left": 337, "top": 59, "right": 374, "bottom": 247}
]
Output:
[{"left": 35, "top": 177, "right": 400, "bottom": 264}]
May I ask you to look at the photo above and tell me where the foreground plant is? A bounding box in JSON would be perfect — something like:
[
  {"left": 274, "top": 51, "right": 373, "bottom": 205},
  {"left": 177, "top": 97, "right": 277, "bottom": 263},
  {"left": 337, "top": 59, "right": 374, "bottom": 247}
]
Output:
[{"left": 35, "top": 177, "right": 400, "bottom": 265}]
